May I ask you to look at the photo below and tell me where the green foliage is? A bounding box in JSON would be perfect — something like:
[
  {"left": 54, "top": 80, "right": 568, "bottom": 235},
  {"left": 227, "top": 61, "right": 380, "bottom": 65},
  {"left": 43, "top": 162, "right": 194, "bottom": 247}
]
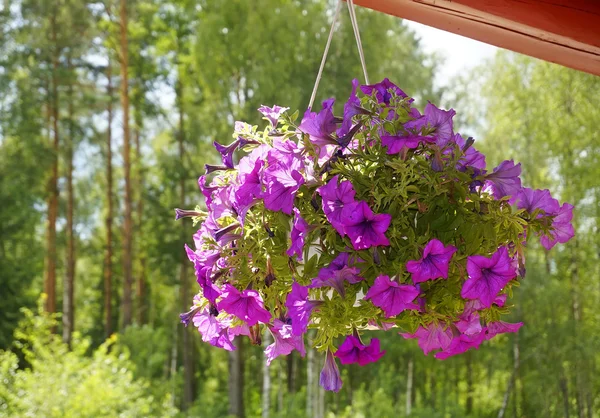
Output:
[{"left": 0, "top": 298, "right": 177, "bottom": 417}]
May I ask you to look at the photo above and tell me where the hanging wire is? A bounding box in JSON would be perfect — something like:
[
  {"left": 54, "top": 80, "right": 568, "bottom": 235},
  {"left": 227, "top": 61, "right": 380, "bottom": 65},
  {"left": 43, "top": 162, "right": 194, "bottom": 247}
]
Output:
[
  {"left": 308, "top": 0, "right": 344, "bottom": 110},
  {"left": 347, "top": 0, "right": 370, "bottom": 85},
  {"left": 309, "top": 0, "right": 370, "bottom": 110}
]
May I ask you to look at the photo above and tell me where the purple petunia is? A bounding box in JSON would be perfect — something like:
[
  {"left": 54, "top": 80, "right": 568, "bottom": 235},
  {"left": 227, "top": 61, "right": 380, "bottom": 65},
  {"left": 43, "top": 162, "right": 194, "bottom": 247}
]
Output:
[
  {"left": 540, "top": 202, "right": 574, "bottom": 250},
  {"left": 400, "top": 322, "right": 454, "bottom": 355},
  {"left": 262, "top": 153, "right": 305, "bottom": 215},
  {"left": 317, "top": 175, "right": 358, "bottom": 235},
  {"left": 299, "top": 98, "right": 338, "bottom": 165},
  {"left": 485, "top": 321, "right": 523, "bottom": 340},
  {"left": 285, "top": 282, "right": 320, "bottom": 336},
  {"left": 485, "top": 160, "right": 522, "bottom": 200},
  {"left": 192, "top": 307, "right": 236, "bottom": 351},
  {"left": 217, "top": 284, "right": 272, "bottom": 326},
  {"left": 406, "top": 239, "right": 457, "bottom": 284},
  {"left": 343, "top": 201, "right": 392, "bottom": 250},
  {"left": 258, "top": 104, "right": 289, "bottom": 127},
  {"left": 214, "top": 139, "right": 241, "bottom": 169},
  {"left": 364, "top": 275, "right": 420, "bottom": 318},
  {"left": 360, "top": 78, "right": 409, "bottom": 105},
  {"left": 334, "top": 336, "right": 385, "bottom": 366},
  {"left": 337, "top": 78, "right": 365, "bottom": 138},
  {"left": 434, "top": 330, "right": 487, "bottom": 360},
  {"left": 423, "top": 103, "right": 456, "bottom": 147},
  {"left": 287, "top": 208, "right": 311, "bottom": 261},
  {"left": 380, "top": 133, "right": 434, "bottom": 154},
  {"left": 265, "top": 319, "right": 306, "bottom": 365},
  {"left": 320, "top": 350, "right": 343, "bottom": 392},
  {"left": 516, "top": 187, "right": 559, "bottom": 216},
  {"left": 461, "top": 247, "right": 517, "bottom": 308},
  {"left": 310, "top": 252, "right": 363, "bottom": 297},
  {"left": 454, "top": 133, "right": 486, "bottom": 170}
]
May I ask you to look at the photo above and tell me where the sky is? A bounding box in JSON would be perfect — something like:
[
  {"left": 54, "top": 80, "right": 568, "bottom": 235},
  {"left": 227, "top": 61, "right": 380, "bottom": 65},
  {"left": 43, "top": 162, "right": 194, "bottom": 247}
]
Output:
[{"left": 404, "top": 20, "right": 499, "bottom": 88}]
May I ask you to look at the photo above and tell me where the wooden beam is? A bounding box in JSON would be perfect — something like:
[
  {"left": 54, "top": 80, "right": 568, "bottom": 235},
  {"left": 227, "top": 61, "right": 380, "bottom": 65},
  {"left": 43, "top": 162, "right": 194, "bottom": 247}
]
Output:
[{"left": 353, "top": 0, "right": 600, "bottom": 76}]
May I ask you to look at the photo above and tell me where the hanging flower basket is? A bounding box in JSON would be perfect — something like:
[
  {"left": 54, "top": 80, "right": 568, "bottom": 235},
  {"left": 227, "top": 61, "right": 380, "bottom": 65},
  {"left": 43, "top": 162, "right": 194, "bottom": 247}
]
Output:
[{"left": 177, "top": 77, "right": 574, "bottom": 392}]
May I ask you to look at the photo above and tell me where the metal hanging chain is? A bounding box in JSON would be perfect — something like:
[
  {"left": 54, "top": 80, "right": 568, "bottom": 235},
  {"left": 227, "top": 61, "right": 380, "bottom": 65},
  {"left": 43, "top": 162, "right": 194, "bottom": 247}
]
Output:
[
  {"left": 308, "top": 0, "right": 370, "bottom": 110},
  {"left": 347, "top": 0, "right": 370, "bottom": 85}
]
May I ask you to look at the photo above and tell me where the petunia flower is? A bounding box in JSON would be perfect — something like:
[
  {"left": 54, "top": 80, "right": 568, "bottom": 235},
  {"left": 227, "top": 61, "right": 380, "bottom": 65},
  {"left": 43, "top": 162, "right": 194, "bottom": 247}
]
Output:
[
  {"left": 360, "top": 78, "right": 409, "bottom": 105},
  {"left": 380, "top": 134, "right": 434, "bottom": 154},
  {"left": 185, "top": 244, "right": 222, "bottom": 303},
  {"left": 258, "top": 104, "right": 289, "bottom": 127},
  {"left": 217, "top": 284, "right": 272, "bottom": 326},
  {"left": 174, "top": 208, "right": 203, "bottom": 221},
  {"left": 198, "top": 175, "right": 219, "bottom": 207},
  {"left": 423, "top": 103, "right": 456, "bottom": 147},
  {"left": 337, "top": 78, "right": 371, "bottom": 138},
  {"left": 516, "top": 187, "right": 559, "bottom": 216},
  {"left": 364, "top": 275, "right": 420, "bottom": 317},
  {"left": 285, "top": 282, "right": 320, "bottom": 336},
  {"left": 286, "top": 208, "right": 311, "bottom": 261},
  {"left": 485, "top": 321, "right": 523, "bottom": 340},
  {"left": 400, "top": 322, "right": 454, "bottom": 355},
  {"left": 192, "top": 307, "right": 236, "bottom": 351},
  {"left": 264, "top": 319, "right": 306, "bottom": 365},
  {"left": 406, "top": 239, "right": 457, "bottom": 284},
  {"left": 485, "top": 160, "right": 522, "bottom": 200},
  {"left": 299, "top": 98, "right": 338, "bottom": 165},
  {"left": 213, "top": 139, "right": 241, "bottom": 168},
  {"left": 343, "top": 201, "right": 391, "bottom": 250},
  {"left": 540, "top": 203, "right": 575, "bottom": 250},
  {"left": 320, "top": 350, "right": 343, "bottom": 392},
  {"left": 310, "top": 252, "right": 363, "bottom": 297},
  {"left": 317, "top": 175, "right": 358, "bottom": 235},
  {"left": 461, "top": 246, "right": 517, "bottom": 308},
  {"left": 454, "top": 133, "right": 486, "bottom": 170},
  {"left": 262, "top": 154, "right": 305, "bottom": 215},
  {"left": 334, "top": 335, "right": 385, "bottom": 366},
  {"left": 455, "top": 311, "right": 483, "bottom": 336},
  {"left": 434, "top": 330, "right": 487, "bottom": 360}
]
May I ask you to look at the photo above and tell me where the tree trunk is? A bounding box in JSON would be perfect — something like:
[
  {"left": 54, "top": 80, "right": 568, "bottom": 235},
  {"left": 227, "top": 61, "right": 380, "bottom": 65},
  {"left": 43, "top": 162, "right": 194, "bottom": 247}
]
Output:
[
  {"left": 406, "top": 356, "right": 413, "bottom": 416},
  {"left": 306, "top": 331, "right": 315, "bottom": 418},
  {"left": 277, "top": 362, "right": 284, "bottom": 414},
  {"left": 119, "top": 0, "right": 133, "bottom": 330},
  {"left": 63, "top": 53, "right": 75, "bottom": 347},
  {"left": 559, "top": 369, "right": 570, "bottom": 418},
  {"left": 466, "top": 351, "right": 474, "bottom": 415},
  {"left": 262, "top": 329, "right": 271, "bottom": 418},
  {"left": 103, "top": 57, "right": 114, "bottom": 339},
  {"left": 498, "top": 334, "right": 520, "bottom": 418},
  {"left": 229, "top": 337, "right": 245, "bottom": 417},
  {"left": 177, "top": 77, "right": 194, "bottom": 409},
  {"left": 44, "top": 7, "right": 60, "bottom": 317},
  {"left": 134, "top": 114, "right": 145, "bottom": 325}
]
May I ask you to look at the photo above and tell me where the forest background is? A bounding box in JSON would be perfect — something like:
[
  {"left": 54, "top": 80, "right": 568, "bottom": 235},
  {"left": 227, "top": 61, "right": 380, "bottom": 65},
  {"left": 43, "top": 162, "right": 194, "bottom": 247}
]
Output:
[{"left": 1, "top": 1, "right": 599, "bottom": 417}]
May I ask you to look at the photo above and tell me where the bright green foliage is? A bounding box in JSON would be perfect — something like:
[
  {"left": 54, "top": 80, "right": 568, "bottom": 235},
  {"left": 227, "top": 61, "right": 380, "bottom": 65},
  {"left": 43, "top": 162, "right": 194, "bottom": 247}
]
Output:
[{"left": 0, "top": 298, "right": 177, "bottom": 417}]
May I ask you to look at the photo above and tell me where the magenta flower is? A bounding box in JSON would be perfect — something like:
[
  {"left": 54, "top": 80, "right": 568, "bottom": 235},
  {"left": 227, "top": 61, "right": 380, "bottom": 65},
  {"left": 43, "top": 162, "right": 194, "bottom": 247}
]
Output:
[
  {"left": 461, "top": 247, "right": 517, "bottom": 308},
  {"left": 320, "top": 350, "right": 343, "bottom": 392},
  {"left": 406, "top": 239, "right": 457, "bottom": 284},
  {"left": 286, "top": 208, "right": 310, "bottom": 260},
  {"left": 360, "top": 78, "right": 409, "bottom": 105},
  {"left": 344, "top": 201, "right": 391, "bottom": 250},
  {"left": 185, "top": 244, "right": 222, "bottom": 303},
  {"left": 299, "top": 98, "right": 338, "bottom": 164},
  {"left": 380, "top": 134, "right": 433, "bottom": 154},
  {"left": 423, "top": 103, "right": 456, "bottom": 147},
  {"left": 455, "top": 311, "right": 483, "bottom": 336},
  {"left": 400, "top": 322, "right": 454, "bottom": 355},
  {"left": 485, "top": 321, "right": 523, "bottom": 340},
  {"left": 217, "top": 284, "right": 272, "bottom": 326},
  {"left": 364, "top": 275, "right": 420, "bottom": 318},
  {"left": 485, "top": 160, "right": 522, "bottom": 199},
  {"left": 317, "top": 175, "right": 358, "bottom": 235},
  {"left": 234, "top": 158, "right": 264, "bottom": 209},
  {"left": 334, "top": 336, "right": 385, "bottom": 366},
  {"left": 265, "top": 319, "right": 306, "bottom": 365},
  {"left": 213, "top": 139, "right": 241, "bottom": 169},
  {"left": 454, "top": 133, "right": 486, "bottom": 170},
  {"left": 262, "top": 154, "right": 305, "bottom": 215},
  {"left": 434, "top": 330, "right": 487, "bottom": 360},
  {"left": 285, "top": 282, "right": 319, "bottom": 336},
  {"left": 310, "top": 252, "right": 363, "bottom": 297},
  {"left": 463, "top": 294, "right": 507, "bottom": 314},
  {"left": 516, "top": 188, "right": 557, "bottom": 216},
  {"left": 192, "top": 307, "right": 236, "bottom": 351},
  {"left": 540, "top": 203, "right": 575, "bottom": 250},
  {"left": 198, "top": 175, "right": 219, "bottom": 207},
  {"left": 338, "top": 78, "right": 367, "bottom": 137},
  {"left": 258, "top": 104, "right": 289, "bottom": 126}
]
